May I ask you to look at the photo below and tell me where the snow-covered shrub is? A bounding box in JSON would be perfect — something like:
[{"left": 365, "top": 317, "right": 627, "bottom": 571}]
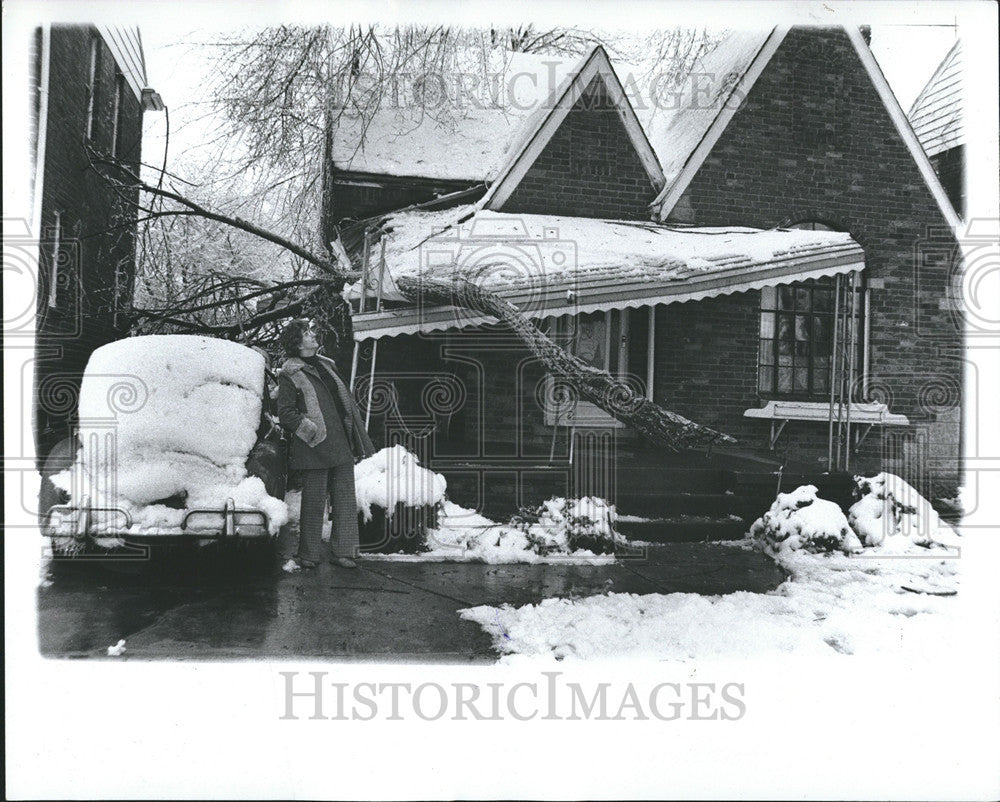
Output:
[
  {"left": 750, "top": 485, "right": 862, "bottom": 555},
  {"left": 848, "top": 473, "right": 959, "bottom": 551},
  {"left": 509, "top": 497, "right": 623, "bottom": 556},
  {"left": 354, "top": 445, "right": 447, "bottom": 522},
  {"left": 49, "top": 335, "right": 288, "bottom": 536},
  {"left": 421, "top": 498, "right": 623, "bottom": 563},
  {"left": 353, "top": 445, "right": 447, "bottom": 552}
]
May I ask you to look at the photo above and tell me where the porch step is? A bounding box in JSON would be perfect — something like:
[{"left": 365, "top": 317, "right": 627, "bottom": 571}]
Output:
[
  {"left": 730, "top": 470, "right": 856, "bottom": 509},
  {"left": 616, "top": 515, "right": 749, "bottom": 543},
  {"left": 615, "top": 466, "right": 730, "bottom": 494},
  {"left": 613, "top": 491, "right": 746, "bottom": 518}
]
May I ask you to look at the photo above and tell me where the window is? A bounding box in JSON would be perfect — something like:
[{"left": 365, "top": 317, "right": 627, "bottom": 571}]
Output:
[
  {"left": 85, "top": 34, "right": 101, "bottom": 141},
  {"left": 758, "top": 220, "right": 866, "bottom": 399},
  {"left": 110, "top": 70, "right": 125, "bottom": 156},
  {"left": 758, "top": 280, "right": 835, "bottom": 396},
  {"left": 759, "top": 276, "right": 866, "bottom": 399}
]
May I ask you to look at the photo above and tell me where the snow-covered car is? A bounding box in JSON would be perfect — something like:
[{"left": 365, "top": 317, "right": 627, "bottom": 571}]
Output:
[{"left": 39, "top": 335, "right": 289, "bottom": 558}]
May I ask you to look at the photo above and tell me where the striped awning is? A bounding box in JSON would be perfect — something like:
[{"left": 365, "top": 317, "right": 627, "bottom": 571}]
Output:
[{"left": 350, "top": 210, "right": 865, "bottom": 341}]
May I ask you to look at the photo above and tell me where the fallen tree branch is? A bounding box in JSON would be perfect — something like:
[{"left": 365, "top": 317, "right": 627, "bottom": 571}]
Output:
[{"left": 395, "top": 275, "right": 735, "bottom": 450}]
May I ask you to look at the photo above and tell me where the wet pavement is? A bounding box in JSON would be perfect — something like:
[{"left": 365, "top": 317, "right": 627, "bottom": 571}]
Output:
[{"left": 37, "top": 542, "right": 786, "bottom": 662}]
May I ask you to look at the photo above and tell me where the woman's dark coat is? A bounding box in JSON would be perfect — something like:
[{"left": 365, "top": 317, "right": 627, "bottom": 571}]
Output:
[{"left": 276, "top": 355, "right": 375, "bottom": 470}]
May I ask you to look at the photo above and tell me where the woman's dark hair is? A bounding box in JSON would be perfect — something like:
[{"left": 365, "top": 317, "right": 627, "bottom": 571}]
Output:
[{"left": 279, "top": 319, "right": 311, "bottom": 357}]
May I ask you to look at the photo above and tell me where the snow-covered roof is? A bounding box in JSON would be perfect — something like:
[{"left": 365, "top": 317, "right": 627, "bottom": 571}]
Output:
[
  {"left": 330, "top": 50, "right": 577, "bottom": 182},
  {"left": 350, "top": 206, "right": 865, "bottom": 340},
  {"left": 908, "top": 40, "right": 963, "bottom": 158},
  {"left": 639, "top": 29, "right": 777, "bottom": 196},
  {"left": 333, "top": 27, "right": 962, "bottom": 235}
]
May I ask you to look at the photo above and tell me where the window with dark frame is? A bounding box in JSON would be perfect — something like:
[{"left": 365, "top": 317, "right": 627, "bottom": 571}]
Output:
[
  {"left": 757, "top": 221, "right": 865, "bottom": 399},
  {"left": 758, "top": 279, "right": 836, "bottom": 397}
]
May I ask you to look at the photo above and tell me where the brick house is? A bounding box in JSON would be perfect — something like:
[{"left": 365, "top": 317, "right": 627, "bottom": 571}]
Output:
[
  {"left": 30, "top": 25, "right": 163, "bottom": 469},
  {"left": 326, "top": 26, "right": 963, "bottom": 526}
]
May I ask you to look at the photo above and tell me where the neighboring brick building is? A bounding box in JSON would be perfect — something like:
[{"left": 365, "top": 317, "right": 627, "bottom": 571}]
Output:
[
  {"left": 30, "top": 25, "right": 163, "bottom": 468},
  {"left": 326, "top": 27, "right": 963, "bottom": 517}
]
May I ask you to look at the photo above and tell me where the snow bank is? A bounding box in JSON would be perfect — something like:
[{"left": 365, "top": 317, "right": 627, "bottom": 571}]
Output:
[
  {"left": 50, "top": 335, "right": 288, "bottom": 535},
  {"left": 461, "top": 478, "right": 968, "bottom": 663},
  {"left": 461, "top": 541, "right": 962, "bottom": 661},
  {"left": 749, "top": 485, "right": 862, "bottom": 554},
  {"left": 354, "top": 445, "right": 447, "bottom": 522},
  {"left": 363, "top": 498, "right": 620, "bottom": 564},
  {"left": 849, "top": 473, "right": 959, "bottom": 551},
  {"left": 433, "top": 497, "right": 621, "bottom": 563}
]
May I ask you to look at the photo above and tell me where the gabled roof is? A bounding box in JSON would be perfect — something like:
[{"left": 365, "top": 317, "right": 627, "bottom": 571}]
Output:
[
  {"left": 846, "top": 27, "right": 962, "bottom": 231},
  {"left": 330, "top": 51, "right": 576, "bottom": 183},
  {"left": 644, "top": 28, "right": 786, "bottom": 219},
  {"left": 640, "top": 29, "right": 783, "bottom": 207},
  {"left": 649, "top": 27, "right": 963, "bottom": 234},
  {"left": 480, "top": 45, "right": 666, "bottom": 211},
  {"left": 908, "top": 40, "right": 963, "bottom": 158},
  {"left": 331, "top": 28, "right": 963, "bottom": 235},
  {"left": 97, "top": 26, "right": 148, "bottom": 102}
]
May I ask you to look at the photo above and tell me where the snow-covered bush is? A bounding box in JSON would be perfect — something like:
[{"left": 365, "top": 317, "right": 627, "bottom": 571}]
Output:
[
  {"left": 421, "top": 497, "right": 623, "bottom": 563},
  {"left": 750, "top": 485, "right": 862, "bottom": 555},
  {"left": 508, "top": 497, "right": 623, "bottom": 555},
  {"left": 354, "top": 445, "right": 447, "bottom": 522},
  {"left": 849, "top": 472, "right": 959, "bottom": 551},
  {"left": 50, "top": 335, "right": 288, "bottom": 536}
]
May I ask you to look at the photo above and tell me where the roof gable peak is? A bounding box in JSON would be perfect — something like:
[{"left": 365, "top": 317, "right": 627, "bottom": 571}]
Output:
[{"left": 481, "top": 45, "right": 665, "bottom": 211}]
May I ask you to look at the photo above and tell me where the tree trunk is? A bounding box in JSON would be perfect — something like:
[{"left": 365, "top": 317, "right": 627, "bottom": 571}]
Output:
[{"left": 395, "top": 275, "right": 734, "bottom": 451}]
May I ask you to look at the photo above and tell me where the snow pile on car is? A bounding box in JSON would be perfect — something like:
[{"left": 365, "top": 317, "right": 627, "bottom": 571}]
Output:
[
  {"left": 51, "top": 335, "right": 288, "bottom": 534},
  {"left": 354, "top": 445, "right": 448, "bottom": 522},
  {"left": 749, "top": 485, "right": 863, "bottom": 554},
  {"left": 848, "top": 472, "right": 959, "bottom": 551}
]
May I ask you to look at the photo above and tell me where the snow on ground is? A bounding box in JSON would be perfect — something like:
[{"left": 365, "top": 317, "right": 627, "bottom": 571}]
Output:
[
  {"left": 283, "top": 445, "right": 620, "bottom": 564},
  {"left": 49, "top": 335, "right": 288, "bottom": 536},
  {"left": 462, "top": 539, "right": 964, "bottom": 662},
  {"left": 364, "top": 498, "right": 620, "bottom": 565},
  {"left": 460, "top": 478, "right": 974, "bottom": 662}
]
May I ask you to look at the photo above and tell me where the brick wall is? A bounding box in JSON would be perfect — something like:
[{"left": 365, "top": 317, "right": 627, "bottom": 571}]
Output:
[
  {"left": 500, "top": 76, "right": 658, "bottom": 220},
  {"left": 659, "top": 27, "right": 963, "bottom": 493},
  {"left": 33, "top": 25, "right": 144, "bottom": 465}
]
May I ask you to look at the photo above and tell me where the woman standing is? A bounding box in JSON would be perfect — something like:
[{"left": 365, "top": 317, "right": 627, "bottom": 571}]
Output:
[{"left": 276, "top": 319, "right": 375, "bottom": 570}]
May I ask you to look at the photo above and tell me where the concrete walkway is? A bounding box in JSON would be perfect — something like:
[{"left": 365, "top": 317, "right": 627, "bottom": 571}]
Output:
[{"left": 37, "top": 542, "right": 786, "bottom": 661}]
